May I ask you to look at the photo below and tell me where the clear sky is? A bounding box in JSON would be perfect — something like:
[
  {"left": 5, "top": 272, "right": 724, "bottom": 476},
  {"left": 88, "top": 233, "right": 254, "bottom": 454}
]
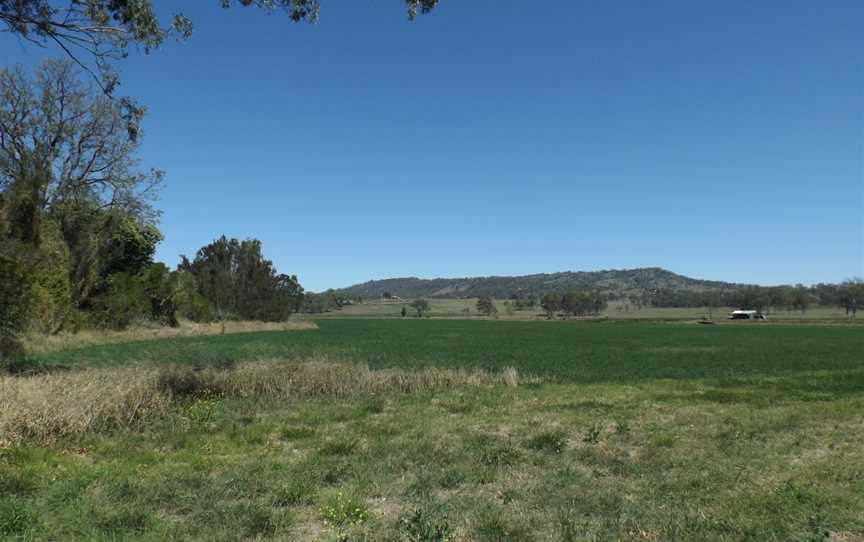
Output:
[{"left": 2, "top": 1, "right": 862, "bottom": 291}]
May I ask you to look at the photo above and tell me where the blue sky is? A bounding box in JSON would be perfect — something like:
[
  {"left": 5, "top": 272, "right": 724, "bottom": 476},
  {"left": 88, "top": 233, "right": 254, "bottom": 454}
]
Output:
[{"left": 2, "top": 1, "right": 862, "bottom": 291}]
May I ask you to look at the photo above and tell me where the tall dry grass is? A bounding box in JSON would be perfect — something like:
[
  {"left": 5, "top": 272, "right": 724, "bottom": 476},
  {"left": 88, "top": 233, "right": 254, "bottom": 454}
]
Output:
[
  {"left": 0, "top": 361, "right": 525, "bottom": 446},
  {"left": 22, "top": 320, "right": 318, "bottom": 355},
  {"left": 0, "top": 367, "right": 170, "bottom": 445}
]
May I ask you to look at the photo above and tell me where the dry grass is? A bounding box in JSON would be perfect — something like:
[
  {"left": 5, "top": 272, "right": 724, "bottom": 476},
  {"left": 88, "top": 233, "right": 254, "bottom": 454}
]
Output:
[
  {"left": 22, "top": 319, "right": 318, "bottom": 355},
  {"left": 0, "top": 367, "right": 170, "bottom": 445},
  {"left": 0, "top": 361, "right": 526, "bottom": 446}
]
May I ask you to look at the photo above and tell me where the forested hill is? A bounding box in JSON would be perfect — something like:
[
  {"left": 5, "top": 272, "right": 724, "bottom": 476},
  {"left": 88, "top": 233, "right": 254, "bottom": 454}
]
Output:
[{"left": 334, "top": 268, "right": 746, "bottom": 299}]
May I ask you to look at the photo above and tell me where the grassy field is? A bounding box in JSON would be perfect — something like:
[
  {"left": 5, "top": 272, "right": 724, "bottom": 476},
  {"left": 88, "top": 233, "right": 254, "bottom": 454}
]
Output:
[
  {"left": 21, "top": 320, "right": 318, "bottom": 355},
  {"left": 319, "top": 298, "right": 853, "bottom": 321},
  {"left": 3, "top": 320, "right": 864, "bottom": 541}
]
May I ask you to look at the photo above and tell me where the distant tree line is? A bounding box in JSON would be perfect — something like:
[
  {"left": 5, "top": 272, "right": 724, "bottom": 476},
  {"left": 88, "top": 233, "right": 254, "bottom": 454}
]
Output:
[
  {"left": 539, "top": 291, "right": 607, "bottom": 319},
  {"left": 615, "top": 282, "right": 864, "bottom": 316}
]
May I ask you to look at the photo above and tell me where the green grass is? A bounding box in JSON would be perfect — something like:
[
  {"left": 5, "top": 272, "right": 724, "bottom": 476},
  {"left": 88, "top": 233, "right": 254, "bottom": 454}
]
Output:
[
  {"left": 36, "top": 319, "right": 864, "bottom": 388},
  {"left": 6, "top": 319, "right": 864, "bottom": 540},
  {"left": 3, "top": 381, "right": 862, "bottom": 540}
]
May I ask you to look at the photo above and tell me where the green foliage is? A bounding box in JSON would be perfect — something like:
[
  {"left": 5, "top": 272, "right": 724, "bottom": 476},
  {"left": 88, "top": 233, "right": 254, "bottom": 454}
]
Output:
[
  {"left": 139, "top": 263, "right": 180, "bottom": 327},
  {"left": 0, "top": 221, "right": 72, "bottom": 337},
  {"left": 173, "top": 271, "right": 215, "bottom": 323},
  {"left": 100, "top": 215, "right": 162, "bottom": 278},
  {"left": 0, "top": 60, "right": 166, "bottom": 338},
  {"left": 95, "top": 264, "right": 181, "bottom": 329},
  {"left": 97, "top": 272, "right": 148, "bottom": 329},
  {"left": 179, "top": 236, "right": 303, "bottom": 321},
  {"left": 0, "top": 243, "right": 32, "bottom": 338},
  {"left": 560, "top": 290, "right": 606, "bottom": 318},
  {"left": 539, "top": 290, "right": 606, "bottom": 319},
  {"left": 26, "top": 221, "right": 73, "bottom": 334}
]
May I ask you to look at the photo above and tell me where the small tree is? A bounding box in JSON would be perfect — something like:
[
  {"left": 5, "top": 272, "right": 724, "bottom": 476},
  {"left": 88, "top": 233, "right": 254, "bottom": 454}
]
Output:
[
  {"left": 401, "top": 306, "right": 407, "bottom": 318},
  {"left": 838, "top": 279, "right": 864, "bottom": 318},
  {"left": 476, "top": 296, "right": 497, "bottom": 317},
  {"left": 541, "top": 293, "right": 561, "bottom": 319},
  {"left": 410, "top": 299, "right": 430, "bottom": 318}
]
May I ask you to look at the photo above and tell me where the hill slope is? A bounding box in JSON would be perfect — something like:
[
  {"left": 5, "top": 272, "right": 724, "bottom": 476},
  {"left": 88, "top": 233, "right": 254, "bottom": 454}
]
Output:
[{"left": 334, "top": 268, "right": 746, "bottom": 299}]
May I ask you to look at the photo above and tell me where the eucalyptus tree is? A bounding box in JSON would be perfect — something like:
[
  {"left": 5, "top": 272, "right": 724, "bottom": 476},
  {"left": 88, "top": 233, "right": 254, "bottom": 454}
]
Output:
[
  {"left": 0, "top": 60, "right": 162, "bottom": 246},
  {"left": 0, "top": 59, "right": 163, "bottom": 336},
  {"left": 179, "top": 236, "right": 304, "bottom": 321}
]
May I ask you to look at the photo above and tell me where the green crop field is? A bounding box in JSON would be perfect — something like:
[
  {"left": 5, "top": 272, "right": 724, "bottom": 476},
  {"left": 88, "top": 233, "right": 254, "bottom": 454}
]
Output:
[
  {"left": 4, "top": 320, "right": 864, "bottom": 541},
  {"left": 36, "top": 319, "right": 864, "bottom": 387}
]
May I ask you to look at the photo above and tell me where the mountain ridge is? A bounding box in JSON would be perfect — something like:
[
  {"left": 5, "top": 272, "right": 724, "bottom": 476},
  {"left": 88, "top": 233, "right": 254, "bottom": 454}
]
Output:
[{"left": 332, "top": 267, "right": 751, "bottom": 299}]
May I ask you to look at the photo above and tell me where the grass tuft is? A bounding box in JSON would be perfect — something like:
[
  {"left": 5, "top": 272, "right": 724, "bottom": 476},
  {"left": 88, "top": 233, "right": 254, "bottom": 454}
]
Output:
[{"left": 526, "top": 430, "right": 569, "bottom": 454}]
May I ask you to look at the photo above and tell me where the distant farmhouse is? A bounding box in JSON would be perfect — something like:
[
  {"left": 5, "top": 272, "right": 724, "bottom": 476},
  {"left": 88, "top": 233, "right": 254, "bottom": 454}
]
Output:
[{"left": 728, "top": 310, "right": 766, "bottom": 320}]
